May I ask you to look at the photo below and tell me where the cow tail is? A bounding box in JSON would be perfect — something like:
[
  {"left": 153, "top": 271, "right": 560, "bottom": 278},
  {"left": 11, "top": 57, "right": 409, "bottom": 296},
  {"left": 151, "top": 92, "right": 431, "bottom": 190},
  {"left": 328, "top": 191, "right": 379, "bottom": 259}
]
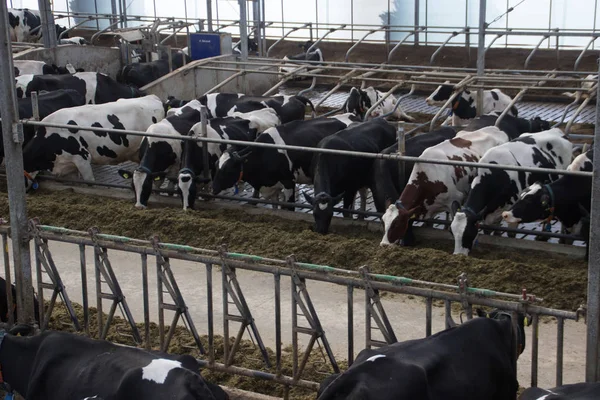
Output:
[{"left": 295, "top": 95, "right": 316, "bottom": 118}]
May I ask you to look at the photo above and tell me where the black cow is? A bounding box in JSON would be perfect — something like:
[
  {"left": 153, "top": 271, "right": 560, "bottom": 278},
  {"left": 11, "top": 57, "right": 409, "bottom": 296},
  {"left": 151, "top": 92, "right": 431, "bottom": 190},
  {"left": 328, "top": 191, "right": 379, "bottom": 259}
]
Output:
[
  {"left": 232, "top": 38, "right": 259, "bottom": 54},
  {"left": 0, "top": 89, "right": 86, "bottom": 164},
  {"left": 305, "top": 118, "right": 396, "bottom": 234},
  {"left": 519, "top": 382, "right": 600, "bottom": 400},
  {"left": 16, "top": 72, "right": 145, "bottom": 104},
  {"left": 344, "top": 86, "right": 414, "bottom": 121},
  {"left": 0, "top": 276, "right": 40, "bottom": 324},
  {"left": 502, "top": 149, "right": 593, "bottom": 254},
  {"left": 213, "top": 113, "right": 361, "bottom": 209},
  {"left": 0, "top": 329, "right": 227, "bottom": 400},
  {"left": 118, "top": 101, "right": 203, "bottom": 208},
  {"left": 317, "top": 309, "right": 529, "bottom": 400},
  {"left": 371, "top": 126, "right": 458, "bottom": 213},
  {"left": 117, "top": 52, "right": 191, "bottom": 88},
  {"left": 196, "top": 92, "right": 316, "bottom": 124}
]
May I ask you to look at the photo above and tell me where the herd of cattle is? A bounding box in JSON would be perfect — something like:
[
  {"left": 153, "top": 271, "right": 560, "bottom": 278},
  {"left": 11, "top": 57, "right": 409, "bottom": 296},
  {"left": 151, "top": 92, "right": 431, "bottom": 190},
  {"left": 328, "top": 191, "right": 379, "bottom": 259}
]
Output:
[{"left": 7, "top": 60, "right": 593, "bottom": 257}]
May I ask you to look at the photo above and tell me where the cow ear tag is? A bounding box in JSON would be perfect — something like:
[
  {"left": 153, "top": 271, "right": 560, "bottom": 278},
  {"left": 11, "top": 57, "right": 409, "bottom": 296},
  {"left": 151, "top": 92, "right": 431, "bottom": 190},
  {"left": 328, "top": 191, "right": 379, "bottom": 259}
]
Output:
[
  {"left": 32, "top": 182, "right": 39, "bottom": 190},
  {"left": 122, "top": 173, "right": 129, "bottom": 179},
  {"left": 154, "top": 176, "right": 162, "bottom": 181},
  {"left": 5, "top": 393, "right": 13, "bottom": 400},
  {"left": 524, "top": 317, "right": 529, "bottom": 326}
]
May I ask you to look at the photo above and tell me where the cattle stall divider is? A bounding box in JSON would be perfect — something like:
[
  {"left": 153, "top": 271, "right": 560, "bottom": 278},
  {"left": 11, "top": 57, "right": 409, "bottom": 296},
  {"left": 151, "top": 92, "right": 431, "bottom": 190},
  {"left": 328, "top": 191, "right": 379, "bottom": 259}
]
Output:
[{"left": 0, "top": 222, "right": 584, "bottom": 391}]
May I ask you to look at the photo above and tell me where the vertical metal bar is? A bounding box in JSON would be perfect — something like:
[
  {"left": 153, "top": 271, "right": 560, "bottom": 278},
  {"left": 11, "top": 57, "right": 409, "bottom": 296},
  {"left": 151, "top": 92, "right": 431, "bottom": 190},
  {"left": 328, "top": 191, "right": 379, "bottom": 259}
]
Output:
[
  {"left": 548, "top": 0, "right": 553, "bottom": 49},
  {"left": 365, "top": 287, "right": 371, "bottom": 349},
  {"left": 206, "top": 263, "right": 214, "bottom": 365},
  {"left": 476, "top": 0, "right": 486, "bottom": 116},
  {"left": 153, "top": 0, "right": 157, "bottom": 20},
  {"left": 156, "top": 255, "right": 165, "bottom": 350},
  {"left": 594, "top": 0, "right": 598, "bottom": 50},
  {"left": 347, "top": 285, "right": 354, "bottom": 366},
  {"left": 274, "top": 273, "right": 282, "bottom": 376},
  {"left": 465, "top": 0, "right": 470, "bottom": 61},
  {"left": 121, "top": 0, "right": 128, "bottom": 28},
  {"left": 397, "top": 123, "right": 405, "bottom": 186},
  {"left": 34, "top": 240, "right": 43, "bottom": 327},
  {"left": 586, "top": 70, "right": 600, "bottom": 383},
  {"left": 222, "top": 263, "right": 230, "bottom": 365},
  {"left": 94, "top": 249, "right": 103, "bottom": 338},
  {"left": 351, "top": 0, "right": 354, "bottom": 42},
  {"left": 531, "top": 314, "right": 539, "bottom": 387},
  {"left": 141, "top": 254, "right": 150, "bottom": 350},
  {"left": 238, "top": 0, "right": 248, "bottom": 62},
  {"left": 291, "top": 274, "right": 298, "bottom": 376},
  {"left": 425, "top": 297, "right": 432, "bottom": 337},
  {"left": 315, "top": 0, "right": 319, "bottom": 39},
  {"left": 93, "top": 0, "right": 99, "bottom": 31},
  {"left": 444, "top": 300, "right": 452, "bottom": 329},
  {"left": 425, "top": 0, "right": 428, "bottom": 45},
  {"left": 0, "top": 0, "right": 34, "bottom": 326},
  {"left": 414, "top": 0, "right": 419, "bottom": 45},
  {"left": 111, "top": 0, "right": 118, "bottom": 25},
  {"left": 556, "top": 317, "right": 564, "bottom": 386},
  {"left": 31, "top": 92, "right": 39, "bottom": 121},
  {"left": 200, "top": 107, "right": 210, "bottom": 183},
  {"left": 505, "top": 0, "right": 509, "bottom": 48},
  {"left": 79, "top": 244, "right": 89, "bottom": 336},
  {"left": 1, "top": 234, "right": 14, "bottom": 326},
  {"left": 281, "top": 0, "right": 284, "bottom": 37},
  {"left": 37, "top": 0, "right": 57, "bottom": 48},
  {"left": 206, "top": 0, "right": 213, "bottom": 31},
  {"left": 386, "top": 0, "right": 391, "bottom": 53}
]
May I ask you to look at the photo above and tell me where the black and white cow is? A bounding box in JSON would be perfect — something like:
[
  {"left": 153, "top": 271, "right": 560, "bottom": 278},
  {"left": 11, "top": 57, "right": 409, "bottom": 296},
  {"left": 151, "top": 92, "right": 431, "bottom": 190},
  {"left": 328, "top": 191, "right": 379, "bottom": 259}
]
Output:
[
  {"left": 345, "top": 86, "right": 415, "bottom": 121},
  {"left": 1, "top": 89, "right": 87, "bottom": 165},
  {"left": 117, "top": 51, "right": 191, "bottom": 88},
  {"left": 8, "top": 8, "right": 68, "bottom": 43},
  {"left": 279, "top": 40, "right": 324, "bottom": 75},
  {"left": 59, "top": 36, "right": 89, "bottom": 45},
  {"left": 305, "top": 118, "right": 396, "bottom": 234},
  {"left": 0, "top": 276, "right": 40, "bottom": 324},
  {"left": 118, "top": 100, "right": 204, "bottom": 208},
  {"left": 14, "top": 60, "right": 68, "bottom": 76},
  {"left": 0, "top": 328, "right": 227, "bottom": 400},
  {"left": 177, "top": 109, "right": 280, "bottom": 210},
  {"left": 426, "top": 83, "right": 517, "bottom": 126},
  {"left": 317, "top": 309, "right": 528, "bottom": 400},
  {"left": 16, "top": 72, "right": 145, "bottom": 104},
  {"left": 502, "top": 149, "right": 593, "bottom": 252},
  {"left": 380, "top": 114, "right": 550, "bottom": 246},
  {"left": 451, "top": 128, "right": 572, "bottom": 255},
  {"left": 213, "top": 113, "right": 361, "bottom": 210},
  {"left": 196, "top": 92, "right": 315, "bottom": 123},
  {"left": 519, "top": 382, "right": 600, "bottom": 400},
  {"left": 23, "top": 95, "right": 165, "bottom": 183},
  {"left": 370, "top": 126, "right": 458, "bottom": 213},
  {"left": 232, "top": 38, "right": 259, "bottom": 55}
]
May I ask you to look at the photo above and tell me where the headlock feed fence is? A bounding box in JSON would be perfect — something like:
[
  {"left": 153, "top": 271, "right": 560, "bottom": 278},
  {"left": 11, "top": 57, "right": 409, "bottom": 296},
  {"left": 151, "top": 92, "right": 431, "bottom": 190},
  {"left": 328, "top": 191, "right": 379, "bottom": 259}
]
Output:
[{"left": 0, "top": 219, "right": 586, "bottom": 391}]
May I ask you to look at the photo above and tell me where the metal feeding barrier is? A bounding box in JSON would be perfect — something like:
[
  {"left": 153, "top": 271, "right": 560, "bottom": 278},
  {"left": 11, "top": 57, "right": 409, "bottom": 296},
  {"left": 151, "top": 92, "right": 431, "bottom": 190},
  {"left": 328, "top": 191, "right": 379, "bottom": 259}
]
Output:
[{"left": 0, "top": 222, "right": 585, "bottom": 390}]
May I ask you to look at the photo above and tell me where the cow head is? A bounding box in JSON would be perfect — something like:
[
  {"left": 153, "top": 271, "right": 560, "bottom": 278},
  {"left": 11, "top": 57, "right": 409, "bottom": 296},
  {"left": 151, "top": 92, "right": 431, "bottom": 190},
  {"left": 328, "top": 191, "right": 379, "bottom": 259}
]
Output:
[
  {"left": 212, "top": 150, "right": 247, "bottom": 195},
  {"left": 425, "top": 81, "right": 453, "bottom": 106},
  {"left": 345, "top": 87, "right": 371, "bottom": 118},
  {"left": 299, "top": 40, "right": 314, "bottom": 52},
  {"left": 304, "top": 191, "right": 345, "bottom": 234},
  {"left": 164, "top": 96, "right": 190, "bottom": 115},
  {"left": 55, "top": 24, "right": 68, "bottom": 39},
  {"left": 451, "top": 204, "right": 487, "bottom": 256},
  {"left": 476, "top": 308, "right": 531, "bottom": 356},
  {"left": 502, "top": 182, "right": 551, "bottom": 225},
  {"left": 380, "top": 200, "right": 420, "bottom": 245},
  {"left": 177, "top": 168, "right": 210, "bottom": 211},
  {"left": 118, "top": 167, "right": 166, "bottom": 209}
]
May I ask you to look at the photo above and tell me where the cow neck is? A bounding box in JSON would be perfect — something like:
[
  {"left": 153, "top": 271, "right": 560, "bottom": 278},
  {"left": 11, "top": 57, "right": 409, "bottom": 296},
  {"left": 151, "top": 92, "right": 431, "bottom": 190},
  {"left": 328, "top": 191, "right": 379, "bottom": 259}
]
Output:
[
  {"left": 0, "top": 332, "right": 41, "bottom": 396},
  {"left": 546, "top": 178, "right": 590, "bottom": 226},
  {"left": 313, "top": 158, "right": 332, "bottom": 196},
  {"left": 397, "top": 183, "right": 421, "bottom": 214}
]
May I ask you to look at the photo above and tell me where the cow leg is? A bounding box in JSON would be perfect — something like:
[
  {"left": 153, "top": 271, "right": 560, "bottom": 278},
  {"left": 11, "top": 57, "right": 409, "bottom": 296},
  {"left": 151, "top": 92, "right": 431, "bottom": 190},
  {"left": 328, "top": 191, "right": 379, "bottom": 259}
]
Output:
[
  {"left": 247, "top": 187, "right": 260, "bottom": 206},
  {"left": 342, "top": 191, "right": 357, "bottom": 219},
  {"left": 73, "top": 159, "right": 95, "bottom": 183},
  {"left": 282, "top": 183, "right": 295, "bottom": 212},
  {"left": 357, "top": 188, "right": 368, "bottom": 221}
]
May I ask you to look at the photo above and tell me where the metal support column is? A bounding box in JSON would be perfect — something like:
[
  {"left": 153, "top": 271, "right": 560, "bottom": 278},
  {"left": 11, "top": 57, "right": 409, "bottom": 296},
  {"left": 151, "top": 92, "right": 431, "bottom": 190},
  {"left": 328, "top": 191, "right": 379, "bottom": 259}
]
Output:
[
  {"left": 414, "top": 0, "right": 420, "bottom": 45},
  {"left": 360, "top": 266, "right": 397, "bottom": 348},
  {"left": 207, "top": 0, "right": 213, "bottom": 31},
  {"left": 586, "top": 66, "right": 600, "bottom": 382},
  {"left": 476, "top": 0, "right": 486, "bottom": 116},
  {"left": 238, "top": 0, "right": 249, "bottom": 62},
  {"left": 252, "top": 0, "right": 262, "bottom": 56},
  {"left": 0, "top": 1, "right": 35, "bottom": 325},
  {"left": 37, "top": 0, "right": 57, "bottom": 48}
]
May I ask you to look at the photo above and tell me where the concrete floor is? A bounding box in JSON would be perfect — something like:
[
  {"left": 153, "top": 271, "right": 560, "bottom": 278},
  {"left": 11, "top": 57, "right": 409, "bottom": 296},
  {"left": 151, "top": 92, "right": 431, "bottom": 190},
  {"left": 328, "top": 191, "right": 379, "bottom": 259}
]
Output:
[{"left": 7, "top": 239, "right": 587, "bottom": 391}]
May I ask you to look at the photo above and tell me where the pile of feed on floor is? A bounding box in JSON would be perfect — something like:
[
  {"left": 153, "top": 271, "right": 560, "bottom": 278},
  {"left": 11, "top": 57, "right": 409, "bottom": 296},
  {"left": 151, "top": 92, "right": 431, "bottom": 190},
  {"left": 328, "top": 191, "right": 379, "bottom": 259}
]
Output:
[{"left": 0, "top": 185, "right": 586, "bottom": 311}]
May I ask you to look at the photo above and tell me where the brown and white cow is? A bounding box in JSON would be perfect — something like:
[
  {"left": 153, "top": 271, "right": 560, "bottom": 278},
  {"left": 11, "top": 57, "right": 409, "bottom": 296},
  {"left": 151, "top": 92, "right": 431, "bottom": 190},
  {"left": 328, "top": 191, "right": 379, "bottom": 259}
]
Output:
[{"left": 380, "top": 114, "right": 550, "bottom": 246}]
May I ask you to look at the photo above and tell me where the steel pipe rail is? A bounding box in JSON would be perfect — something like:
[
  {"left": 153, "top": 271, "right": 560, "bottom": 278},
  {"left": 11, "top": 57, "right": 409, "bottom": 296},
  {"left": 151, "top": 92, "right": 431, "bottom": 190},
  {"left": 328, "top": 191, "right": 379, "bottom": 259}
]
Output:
[
  {"left": 524, "top": 35, "right": 551, "bottom": 69},
  {"left": 306, "top": 24, "right": 347, "bottom": 57},
  {"left": 345, "top": 26, "right": 387, "bottom": 63},
  {"left": 91, "top": 20, "right": 123, "bottom": 45},
  {"left": 19, "top": 119, "right": 594, "bottom": 178},
  {"left": 312, "top": 69, "right": 359, "bottom": 111},
  {"left": 379, "top": 84, "right": 416, "bottom": 120},
  {"left": 266, "top": 23, "right": 312, "bottom": 58},
  {"left": 429, "top": 75, "right": 474, "bottom": 130},
  {"left": 387, "top": 27, "right": 426, "bottom": 63},
  {"left": 58, "top": 16, "right": 96, "bottom": 39},
  {"left": 363, "top": 83, "right": 403, "bottom": 121},
  {"left": 565, "top": 91, "right": 597, "bottom": 135},
  {"left": 214, "top": 21, "right": 241, "bottom": 33},
  {"left": 575, "top": 37, "right": 600, "bottom": 71},
  {"left": 430, "top": 28, "right": 468, "bottom": 65},
  {"left": 484, "top": 32, "right": 506, "bottom": 54}
]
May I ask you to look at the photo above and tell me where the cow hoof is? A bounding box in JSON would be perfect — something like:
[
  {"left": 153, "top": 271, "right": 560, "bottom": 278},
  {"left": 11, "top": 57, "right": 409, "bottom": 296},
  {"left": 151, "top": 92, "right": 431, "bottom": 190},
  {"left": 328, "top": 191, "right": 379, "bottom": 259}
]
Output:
[{"left": 535, "top": 235, "right": 550, "bottom": 242}]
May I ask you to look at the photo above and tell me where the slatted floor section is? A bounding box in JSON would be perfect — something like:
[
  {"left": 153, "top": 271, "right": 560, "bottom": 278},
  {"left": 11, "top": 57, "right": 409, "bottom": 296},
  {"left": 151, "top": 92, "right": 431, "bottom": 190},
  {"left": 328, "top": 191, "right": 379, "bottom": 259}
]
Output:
[{"left": 63, "top": 85, "right": 593, "bottom": 247}]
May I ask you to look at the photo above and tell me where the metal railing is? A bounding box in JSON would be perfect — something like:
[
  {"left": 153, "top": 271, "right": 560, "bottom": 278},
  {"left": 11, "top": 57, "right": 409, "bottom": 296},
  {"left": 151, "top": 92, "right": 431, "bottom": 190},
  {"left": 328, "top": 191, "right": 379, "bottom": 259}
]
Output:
[{"left": 0, "top": 222, "right": 585, "bottom": 390}]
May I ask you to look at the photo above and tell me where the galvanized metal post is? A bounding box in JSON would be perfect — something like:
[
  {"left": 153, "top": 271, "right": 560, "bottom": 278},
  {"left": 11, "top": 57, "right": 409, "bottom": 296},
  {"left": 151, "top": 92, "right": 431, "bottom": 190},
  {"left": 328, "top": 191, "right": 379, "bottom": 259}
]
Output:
[
  {"left": 414, "top": 0, "right": 419, "bottom": 45},
  {"left": 111, "top": 0, "right": 118, "bottom": 25},
  {"left": 586, "top": 66, "right": 600, "bottom": 383},
  {"left": 121, "top": 0, "right": 128, "bottom": 28},
  {"left": 207, "top": 0, "right": 213, "bottom": 31},
  {"left": 476, "top": 0, "right": 486, "bottom": 116},
  {"left": 37, "top": 0, "right": 57, "bottom": 48},
  {"left": 0, "top": 1, "right": 35, "bottom": 326},
  {"left": 238, "top": 0, "right": 249, "bottom": 62},
  {"left": 252, "top": 0, "right": 261, "bottom": 56}
]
